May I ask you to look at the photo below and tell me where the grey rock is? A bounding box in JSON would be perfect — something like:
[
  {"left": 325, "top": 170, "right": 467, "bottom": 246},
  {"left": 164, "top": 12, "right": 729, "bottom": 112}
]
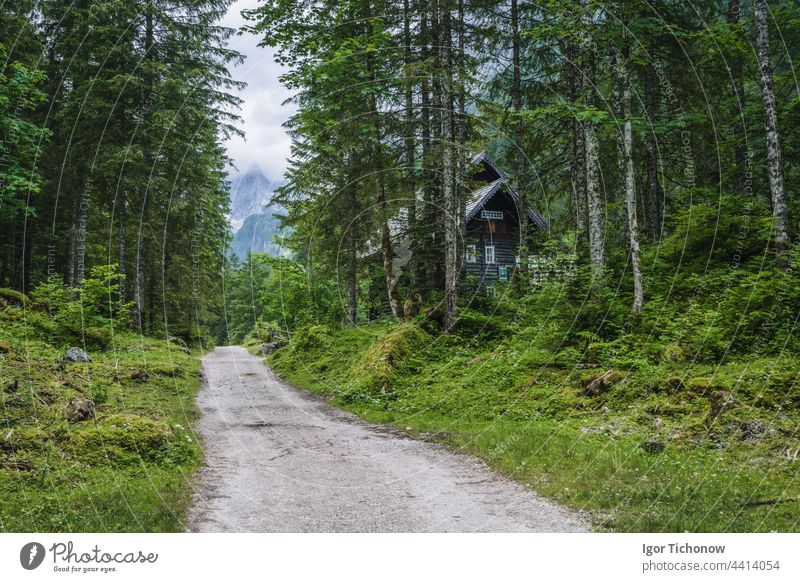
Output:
[
  {"left": 167, "top": 336, "right": 190, "bottom": 354},
  {"left": 740, "top": 420, "right": 765, "bottom": 440},
  {"left": 260, "top": 341, "right": 286, "bottom": 355},
  {"left": 640, "top": 439, "right": 665, "bottom": 454},
  {"left": 64, "top": 397, "right": 95, "bottom": 423},
  {"left": 63, "top": 347, "right": 92, "bottom": 363}
]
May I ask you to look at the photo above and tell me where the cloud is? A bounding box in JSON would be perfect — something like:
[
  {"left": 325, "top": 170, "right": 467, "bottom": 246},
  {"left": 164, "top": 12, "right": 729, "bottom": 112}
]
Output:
[{"left": 221, "top": 0, "right": 296, "bottom": 184}]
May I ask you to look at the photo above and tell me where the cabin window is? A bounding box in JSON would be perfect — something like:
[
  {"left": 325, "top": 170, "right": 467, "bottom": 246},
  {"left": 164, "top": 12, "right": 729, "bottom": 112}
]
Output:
[
  {"left": 498, "top": 265, "right": 509, "bottom": 281},
  {"left": 481, "top": 210, "right": 503, "bottom": 220},
  {"left": 466, "top": 244, "right": 477, "bottom": 264},
  {"left": 485, "top": 245, "right": 496, "bottom": 264}
]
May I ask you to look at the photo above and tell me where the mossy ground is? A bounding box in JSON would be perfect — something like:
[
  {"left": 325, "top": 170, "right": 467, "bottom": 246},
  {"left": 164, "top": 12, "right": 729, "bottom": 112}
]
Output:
[
  {"left": 0, "top": 306, "right": 203, "bottom": 532},
  {"left": 269, "top": 321, "right": 800, "bottom": 532}
]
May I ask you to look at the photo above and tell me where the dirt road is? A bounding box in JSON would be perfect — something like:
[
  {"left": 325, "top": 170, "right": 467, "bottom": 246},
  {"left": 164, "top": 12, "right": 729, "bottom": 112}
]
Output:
[{"left": 186, "top": 346, "right": 589, "bottom": 532}]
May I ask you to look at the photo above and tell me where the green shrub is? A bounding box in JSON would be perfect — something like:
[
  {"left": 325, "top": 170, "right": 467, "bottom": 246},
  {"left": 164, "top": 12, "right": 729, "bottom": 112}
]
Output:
[
  {"left": 292, "top": 324, "right": 331, "bottom": 351},
  {"left": 27, "top": 265, "right": 131, "bottom": 349}
]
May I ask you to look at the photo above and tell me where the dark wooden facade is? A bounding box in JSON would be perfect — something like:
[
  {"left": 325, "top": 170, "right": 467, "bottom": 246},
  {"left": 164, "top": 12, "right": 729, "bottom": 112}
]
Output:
[{"left": 464, "top": 153, "right": 547, "bottom": 286}]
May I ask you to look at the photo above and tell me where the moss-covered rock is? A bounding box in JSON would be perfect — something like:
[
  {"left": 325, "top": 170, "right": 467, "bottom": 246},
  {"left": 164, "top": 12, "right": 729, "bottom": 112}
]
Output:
[
  {"left": 0, "top": 288, "right": 31, "bottom": 308},
  {"left": 349, "top": 324, "right": 429, "bottom": 395},
  {"left": 68, "top": 413, "right": 172, "bottom": 466}
]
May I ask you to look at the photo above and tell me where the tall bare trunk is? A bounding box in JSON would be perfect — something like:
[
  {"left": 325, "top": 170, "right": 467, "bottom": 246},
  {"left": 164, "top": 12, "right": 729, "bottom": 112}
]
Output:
[
  {"left": 346, "top": 182, "right": 358, "bottom": 326},
  {"left": 420, "top": 1, "right": 433, "bottom": 289},
  {"left": 403, "top": 0, "right": 416, "bottom": 249},
  {"left": 118, "top": 192, "right": 127, "bottom": 304},
  {"left": 755, "top": 0, "right": 790, "bottom": 263},
  {"left": 511, "top": 0, "right": 527, "bottom": 259},
  {"left": 619, "top": 43, "right": 643, "bottom": 314},
  {"left": 363, "top": 0, "right": 402, "bottom": 320},
  {"left": 134, "top": 1, "right": 155, "bottom": 328},
  {"left": 643, "top": 68, "right": 662, "bottom": 240},
  {"left": 69, "top": 162, "right": 89, "bottom": 286},
  {"left": 581, "top": 2, "right": 604, "bottom": 278},
  {"left": 133, "top": 234, "right": 145, "bottom": 328},
  {"left": 565, "top": 35, "right": 586, "bottom": 251},
  {"left": 430, "top": 0, "right": 444, "bottom": 290},
  {"left": 456, "top": 0, "right": 466, "bottom": 285},
  {"left": 728, "top": 0, "right": 747, "bottom": 194},
  {"left": 439, "top": 3, "right": 458, "bottom": 331}
]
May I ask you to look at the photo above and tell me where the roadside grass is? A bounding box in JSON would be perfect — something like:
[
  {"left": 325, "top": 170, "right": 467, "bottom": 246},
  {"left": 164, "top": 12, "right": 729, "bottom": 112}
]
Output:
[
  {"left": 0, "top": 308, "right": 203, "bottom": 532},
  {"left": 269, "top": 322, "right": 800, "bottom": 532}
]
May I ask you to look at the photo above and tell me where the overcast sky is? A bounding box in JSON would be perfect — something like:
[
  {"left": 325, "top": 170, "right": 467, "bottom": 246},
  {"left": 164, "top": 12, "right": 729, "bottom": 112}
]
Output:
[{"left": 221, "top": 0, "right": 295, "bottom": 183}]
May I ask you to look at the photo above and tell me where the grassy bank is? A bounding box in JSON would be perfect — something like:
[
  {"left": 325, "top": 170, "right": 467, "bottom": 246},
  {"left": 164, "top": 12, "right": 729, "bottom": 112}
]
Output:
[
  {"left": 267, "top": 321, "right": 800, "bottom": 532},
  {"left": 0, "top": 305, "right": 203, "bottom": 532}
]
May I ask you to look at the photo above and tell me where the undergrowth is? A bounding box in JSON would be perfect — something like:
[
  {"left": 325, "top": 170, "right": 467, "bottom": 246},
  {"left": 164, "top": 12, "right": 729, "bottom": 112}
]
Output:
[
  {"left": 269, "top": 240, "right": 800, "bottom": 532},
  {"left": 0, "top": 294, "right": 203, "bottom": 532}
]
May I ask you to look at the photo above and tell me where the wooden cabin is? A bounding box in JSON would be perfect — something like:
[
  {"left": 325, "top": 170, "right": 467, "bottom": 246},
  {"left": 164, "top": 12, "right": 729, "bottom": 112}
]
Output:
[
  {"left": 465, "top": 152, "right": 547, "bottom": 286},
  {"left": 363, "top": 151, "right": 549, "bottom": 295}
]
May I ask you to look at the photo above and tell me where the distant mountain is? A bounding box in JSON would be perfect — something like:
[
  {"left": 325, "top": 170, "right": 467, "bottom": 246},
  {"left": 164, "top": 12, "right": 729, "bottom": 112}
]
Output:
[
  {"left": 227, "top": 167, "right": 289, "bottom": 260},
  {"left": 228, "top": 168, "right": 279, "bottom": 233},
  {"left": 229, "top": 211, "right": 288, "bottom": 260}
]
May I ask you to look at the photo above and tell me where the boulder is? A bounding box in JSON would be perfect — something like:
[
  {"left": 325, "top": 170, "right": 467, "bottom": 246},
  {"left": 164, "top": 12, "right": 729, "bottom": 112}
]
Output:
[
  {"left": 63, "top": 347, "right": 92, "bottom": 363},
  {"left": 0, "top": 460, "right": 33, "bottom": 471},
  {"left": 260, "top": 341, "right": 286, "bottom": 355},
  {"left": 640, "top": 439, "right": 665, "bottom": 454},
  {"left": 582, "top": 370, "right": 622, "bottom": 396},
  {"left": 740, "top": 419, "right": 765, "bottom": 440},
  {"left": 64, "top": 398, "right": 95, "bottom": 424},
  {"left": 709, "top": 390, "right": 735, "bottom": 419},
  {"left": 167, "top": 336, "right": 190, "bottom": 355}
]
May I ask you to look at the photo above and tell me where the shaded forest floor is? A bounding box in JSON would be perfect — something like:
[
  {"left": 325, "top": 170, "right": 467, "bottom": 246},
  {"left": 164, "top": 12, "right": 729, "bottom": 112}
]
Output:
[
  {"left": 265, "top": 321, "right": 800, "bottom": 532},
  {"left": 0, "top": 306, "right": 202, "bottom": 532}
]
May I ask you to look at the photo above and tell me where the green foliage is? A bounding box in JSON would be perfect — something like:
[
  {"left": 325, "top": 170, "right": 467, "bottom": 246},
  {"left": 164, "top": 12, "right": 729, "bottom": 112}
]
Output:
[
  {"left": 269, "top": 316, "right": 800, "bottom": 532},
  {"left": 0, "top": 310, "right": 201, "bottom": 532},
  {"left": 222, "top": 254, "right": 338, "bottom": 344},
  {"left": 27, "top": 265, "right": 131, "bottom": 349},
  {"left": 2, "top": 0, "right": 239, "bottom": 339}
]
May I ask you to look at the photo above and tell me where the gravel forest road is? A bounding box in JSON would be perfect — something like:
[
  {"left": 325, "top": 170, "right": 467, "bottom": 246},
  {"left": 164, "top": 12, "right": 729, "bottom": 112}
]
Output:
[{"left": 186, "top": 346, "right": 589, "bottom": 533}]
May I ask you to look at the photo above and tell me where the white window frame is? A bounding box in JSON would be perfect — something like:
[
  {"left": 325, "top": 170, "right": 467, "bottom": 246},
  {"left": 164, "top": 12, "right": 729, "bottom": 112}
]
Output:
[
  {"left": 466, "top": 244, "right": 477, "bottom": 264},
  {"left": 481, "top": 209, "right": 503, "bottom": 220},
  {"left": 498, "top": 265, "right": 509, "bottom": 281},
  {"left": 485, "top": 245, "right": 496, "bottom": 264}
]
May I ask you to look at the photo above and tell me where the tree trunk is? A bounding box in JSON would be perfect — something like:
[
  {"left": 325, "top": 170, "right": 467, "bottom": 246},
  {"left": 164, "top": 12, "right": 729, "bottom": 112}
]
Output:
[
  {"left": 643, "top": 68, "right": 662, "bottom": 240},
  {"left": 419, "top": 1, "right": 433, "bottom": 290},
  {"left": 510, "top": 0, "right": 529, "bottom": 277},
  {"left": 346, "top": 184, "right": 358, "bottom": 326},
  {"left": 403, "top": 0, "right": 416, "bottom": 287},
  {"left": 457, "top": 0, "right": 466, "bottom": 278},
  {"left": 564, "top": 38, "right": 586, "bottom": 252},
  {"left": 430, "top": 0, "right": 444, "bottom": 290},
  {"left": 728, "top": 0, "right": 747, "bottom": 195},
  {"left": 118, "top": 192, "right": 127, "bottom": 304},
  {"left": 68, "top": 162, "right": 88, "bottom": 286},
  {"left": 620, "top": 43, "right": 644, "bottom": 314},
  {"left": 754, "top": 0, "right": 790, "bottom": 263},
  {"left": 133, "top": 233, "right": 145, "bottom": 329},
  {"left": 134, "top": 0, "right": 155, "bottom": 328},
  {"left": 581, "top": 2, "right": 604, "bottom": 278},
  {"left": 584, "top": 90, "right": 604, "bottom": 275},
  {"left": 363, "top": 0, "right": 402, "bottom": 320},
  {"left": 439, "top": 2, "right": 458, "bottom": 331}
]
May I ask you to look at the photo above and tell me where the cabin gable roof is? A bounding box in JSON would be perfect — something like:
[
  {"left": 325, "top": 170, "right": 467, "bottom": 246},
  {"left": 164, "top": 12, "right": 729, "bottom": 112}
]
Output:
[{"left": 467, "top": 152, "right": 548, "bottom": 229}]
